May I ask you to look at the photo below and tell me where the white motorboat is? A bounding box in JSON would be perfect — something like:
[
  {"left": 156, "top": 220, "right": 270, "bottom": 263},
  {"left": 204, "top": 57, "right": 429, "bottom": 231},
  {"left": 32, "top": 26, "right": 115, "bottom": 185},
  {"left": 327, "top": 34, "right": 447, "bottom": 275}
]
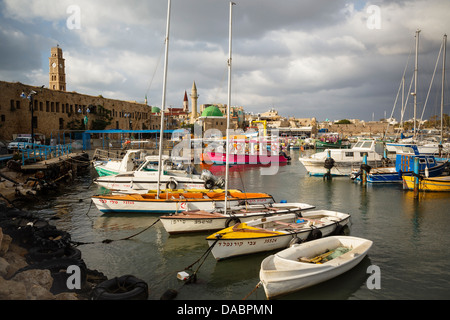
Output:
[
  {"left": 259, "top": 236, "right": 372, "bottom": 299},
  {"left": 159, "top": 202, "right": 316, "bottom": 234},
  {"left": 298, "top": 139, "right": 384, "bottom": 176},
  {"left": 93, "top": 149, "right": 144, "bottom": 177},
  {"left": 206, "top": 210, "right": 351, "bottom": 260},
  {"left": 93, "top": 155, "right": 223, "bottom": 193}
]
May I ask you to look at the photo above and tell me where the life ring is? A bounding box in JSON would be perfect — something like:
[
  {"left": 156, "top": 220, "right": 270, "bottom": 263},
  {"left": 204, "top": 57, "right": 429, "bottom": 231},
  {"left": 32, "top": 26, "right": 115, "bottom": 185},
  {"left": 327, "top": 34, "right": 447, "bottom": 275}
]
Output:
[
  {"left": 225, "top": 217, "right": 241, "bottom": 228},
  {"left": 204, "top": 179, "right": 215, "bottom": 189},
  {"left": 91, "top": 275, "right": 149, "bottom": 300},
  {"left": 166, "top": 180, "right": 178, "bottom": 190}
]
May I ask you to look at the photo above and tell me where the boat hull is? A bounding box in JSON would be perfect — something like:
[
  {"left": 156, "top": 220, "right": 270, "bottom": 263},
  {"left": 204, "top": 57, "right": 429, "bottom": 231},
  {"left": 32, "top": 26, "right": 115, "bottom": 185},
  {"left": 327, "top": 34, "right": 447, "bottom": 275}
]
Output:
[
  {"left": 259, "top": 236, "right": 372, "bottom": 299},
  {"left": 92, "top": 191, "right": 275, "bottom": 214},
  {"left": 160, "top": 203, "right": 316, "bottom": 234},
  {"left": 206, "top": 210, "right": 350, "bottom": 260},
  {"left": 361, "top": 161, "right": 448, "bottom": 183},
  {"left": 402, "top": 175, "right": 450, "bottom": 192},
  {"left": 205, "top": 152, "right": 288, "bottom": 165}
]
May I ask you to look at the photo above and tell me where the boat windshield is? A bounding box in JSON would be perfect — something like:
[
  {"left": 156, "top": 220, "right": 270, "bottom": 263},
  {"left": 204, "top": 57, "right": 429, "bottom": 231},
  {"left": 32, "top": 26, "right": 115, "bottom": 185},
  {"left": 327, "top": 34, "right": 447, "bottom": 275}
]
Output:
[{"left": 353, "top": 141, "right": 373, "bottom": 149}]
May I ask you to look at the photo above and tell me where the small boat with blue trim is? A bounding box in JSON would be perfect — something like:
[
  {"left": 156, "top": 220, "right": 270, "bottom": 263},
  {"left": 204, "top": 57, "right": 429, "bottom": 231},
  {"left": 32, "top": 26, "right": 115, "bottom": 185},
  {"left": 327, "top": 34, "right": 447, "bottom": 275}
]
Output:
[{"left": 352, "top": 144, "right": 448, "bottom": 183}]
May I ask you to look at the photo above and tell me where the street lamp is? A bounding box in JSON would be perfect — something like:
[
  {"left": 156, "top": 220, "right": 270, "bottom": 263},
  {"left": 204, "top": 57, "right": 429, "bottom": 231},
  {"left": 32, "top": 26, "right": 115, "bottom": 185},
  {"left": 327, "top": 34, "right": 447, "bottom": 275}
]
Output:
[{"left": 20, "top": 90, "right": 37, "bottom": 146}]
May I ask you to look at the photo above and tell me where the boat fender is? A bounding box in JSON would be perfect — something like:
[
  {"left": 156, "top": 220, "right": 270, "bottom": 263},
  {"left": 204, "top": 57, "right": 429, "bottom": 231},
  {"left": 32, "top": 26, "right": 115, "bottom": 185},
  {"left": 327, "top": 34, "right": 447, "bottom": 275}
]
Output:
[
  {"left": 360, "top": 163, "right": 371, "bottom": 173},
  {"left": 289, "top": 237, "right": 303, "bottom": 247},
  {"left": 204, "top": 179, "right": 215, "bottom": 189},
  {"left": 225, "top": 217, "right": 241, "bottom": 228},
  {"left": 91, "top": 275, "right": 149, "bottom": 300},
  {"left": 324, "top": 158, "right": 335, "bottom": 169},
  {"left": 166, "top": 180, "right": 178, "bottom": 190},
  {"left": 306, "top": 228, "right": 322, "bottom": 241},
  {"left": 279, "top": 151, "right": 291, "bottom": 161},
  {"left": 160, "top": 289, "right": 178, "bottom": 300}
]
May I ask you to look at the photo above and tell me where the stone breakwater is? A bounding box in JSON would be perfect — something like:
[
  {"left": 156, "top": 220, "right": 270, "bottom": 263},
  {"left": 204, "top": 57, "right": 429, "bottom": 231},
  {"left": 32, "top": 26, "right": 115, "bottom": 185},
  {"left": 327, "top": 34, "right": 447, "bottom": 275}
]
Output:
[{"left": 0, "top": 205, "right": 107, "bottom": 300}]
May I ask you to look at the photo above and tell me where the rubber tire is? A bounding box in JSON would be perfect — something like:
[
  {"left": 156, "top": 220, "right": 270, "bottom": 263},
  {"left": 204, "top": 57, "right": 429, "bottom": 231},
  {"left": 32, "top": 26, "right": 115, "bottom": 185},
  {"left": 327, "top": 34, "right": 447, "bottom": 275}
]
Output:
[
  {"left": 91, "top": 275, "right": 149, "bottom": 300},
  {"left": 225, "top": 217, "right": 241, "bottom": 228},
  {"left": 166, "top": 181, "right": 177, "bottom": 189},
  {"left": 33, "top": 228, "right": 71, "bottom": 249},
  {"left": 27, "top": 246, "right": 65, "bottom": 263},
  {"left": 204, "top": 179, "right": 215, "bottom": 189}
]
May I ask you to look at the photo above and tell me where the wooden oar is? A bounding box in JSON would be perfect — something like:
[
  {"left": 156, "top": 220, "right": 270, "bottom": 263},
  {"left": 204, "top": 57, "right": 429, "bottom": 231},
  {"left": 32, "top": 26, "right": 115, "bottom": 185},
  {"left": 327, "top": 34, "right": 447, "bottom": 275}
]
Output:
[{"left": 299, "top": 249, "right": 335, "bottom": 263}]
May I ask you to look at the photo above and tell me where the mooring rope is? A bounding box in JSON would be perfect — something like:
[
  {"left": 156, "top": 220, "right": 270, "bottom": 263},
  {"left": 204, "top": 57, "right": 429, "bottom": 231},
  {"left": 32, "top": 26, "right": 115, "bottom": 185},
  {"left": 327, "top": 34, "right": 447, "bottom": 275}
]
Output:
[
  {"left": 70, "top": 218, "right": 160, "bottom": 246},
  {"left": 182, "top": 238, "right": 220, "bottom": 284}
]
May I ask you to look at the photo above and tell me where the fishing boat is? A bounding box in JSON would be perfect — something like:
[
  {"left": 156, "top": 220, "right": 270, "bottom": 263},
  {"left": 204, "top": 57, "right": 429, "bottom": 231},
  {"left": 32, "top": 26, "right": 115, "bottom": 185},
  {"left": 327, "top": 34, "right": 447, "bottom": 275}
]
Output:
[
  {"left": 93, "top": 155, "right": 223, "bottom": 193},
  {"left": 204, "top": 150, "right": 290, "bottom": 165},
  {"left": 315, "top": 133, "right": 350, "bottom": 149},
  {"left": 93, "top": 149, "right": 144, "bottom": 177},
  {"left": 259, "top": 236, "right": 372, "bottom": 299},
  {"left": 91, "top": 189, "right": 275, "bottom": 214},
  {"left": 352, "top": 144, "right": 449, "bottom": 183},
  {"left": 206, "top": 210, "right": 350, "bottom": 260},
  {"left": 159, "top": 202, "right": 316, "bottom": 234},
  {"left": 402, "top": 175, "right": 450, "bottom": 192},
  {"left": 298, "top": 139, "right": 384, "bottom": 176}
]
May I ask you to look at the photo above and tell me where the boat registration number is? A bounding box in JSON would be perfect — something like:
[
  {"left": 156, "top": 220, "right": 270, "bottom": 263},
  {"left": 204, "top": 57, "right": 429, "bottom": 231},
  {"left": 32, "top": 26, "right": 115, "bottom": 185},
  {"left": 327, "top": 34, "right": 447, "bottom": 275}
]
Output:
[
  {"left": 170, "top": 219, "right": 213, "bottom": 224},
  {"left": 216, "top": 239, "right": 275, "bottom": 247},
  {"left": 98, "top": 200, "right": 134, "bottom": 205}
]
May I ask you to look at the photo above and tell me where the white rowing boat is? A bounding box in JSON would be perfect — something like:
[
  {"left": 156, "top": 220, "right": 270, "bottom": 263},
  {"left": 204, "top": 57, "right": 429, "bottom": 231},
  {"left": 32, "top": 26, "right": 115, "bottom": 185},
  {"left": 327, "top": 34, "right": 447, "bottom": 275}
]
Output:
[{"left": 259, "top": 236, "right": 372, "bottom": 299}]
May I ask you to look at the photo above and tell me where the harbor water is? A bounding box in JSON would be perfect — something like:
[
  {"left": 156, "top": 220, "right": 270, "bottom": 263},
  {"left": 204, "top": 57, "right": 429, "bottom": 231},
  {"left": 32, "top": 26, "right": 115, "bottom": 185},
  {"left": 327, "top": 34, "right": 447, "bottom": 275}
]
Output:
[{"left": 19, "top": 149, "right": 450, "bottom": 300}]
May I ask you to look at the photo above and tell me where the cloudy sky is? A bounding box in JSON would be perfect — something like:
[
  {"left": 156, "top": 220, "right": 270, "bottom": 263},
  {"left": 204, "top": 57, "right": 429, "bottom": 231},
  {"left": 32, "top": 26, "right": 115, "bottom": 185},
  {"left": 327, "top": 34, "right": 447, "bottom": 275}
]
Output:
[{"left": 1, "top": 0, "right": 449, "bottom": 122}]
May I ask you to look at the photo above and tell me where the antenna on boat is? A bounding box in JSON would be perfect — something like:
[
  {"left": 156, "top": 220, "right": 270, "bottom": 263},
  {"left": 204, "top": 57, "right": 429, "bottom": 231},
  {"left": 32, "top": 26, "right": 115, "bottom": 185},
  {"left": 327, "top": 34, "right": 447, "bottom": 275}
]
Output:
[
  {"left": 413, "top": 29, "right": 420, "bottom": 139},
  {"left": 224, "top": 1, "right": 236, "bottom": 212},
  {"left": 440, "top": 34, "right": 447, "bottom": 147},
  {"left": 157, "top": 0, "right": 171, "bottom": 198}
]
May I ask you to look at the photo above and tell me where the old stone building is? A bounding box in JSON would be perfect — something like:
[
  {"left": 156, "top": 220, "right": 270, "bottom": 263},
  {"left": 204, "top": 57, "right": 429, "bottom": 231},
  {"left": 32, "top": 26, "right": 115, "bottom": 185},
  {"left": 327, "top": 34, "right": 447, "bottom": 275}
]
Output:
[
  {"left": 0, "top": 80, "right": 160, "bottom": 142},
  {"left": 0, "top": 46, "right": 190, "bottom": 142}
]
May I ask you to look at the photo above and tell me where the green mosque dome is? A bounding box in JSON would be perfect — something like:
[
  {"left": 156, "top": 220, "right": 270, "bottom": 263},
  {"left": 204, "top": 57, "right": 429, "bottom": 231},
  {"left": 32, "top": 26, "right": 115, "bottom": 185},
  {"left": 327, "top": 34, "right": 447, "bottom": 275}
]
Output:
[
  {"left": 151, "top": 106, "right": 161, "bottom": 113},
  {"left": 201, "top": 105, "right": 223, "bottom": 117}
]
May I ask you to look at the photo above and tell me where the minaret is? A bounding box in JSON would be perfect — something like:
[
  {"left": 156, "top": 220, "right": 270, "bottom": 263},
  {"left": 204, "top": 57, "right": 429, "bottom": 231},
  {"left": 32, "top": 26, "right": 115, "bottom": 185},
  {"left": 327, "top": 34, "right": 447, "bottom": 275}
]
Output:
[
  {"left": 49, "top": 46, "right": 66, "bottom": 91},
  {"left": 190, "top": 81, "right": 198, "bottom": 123},
  {"left": 183, "top": 91, "right": 189, "bottom": 112}
]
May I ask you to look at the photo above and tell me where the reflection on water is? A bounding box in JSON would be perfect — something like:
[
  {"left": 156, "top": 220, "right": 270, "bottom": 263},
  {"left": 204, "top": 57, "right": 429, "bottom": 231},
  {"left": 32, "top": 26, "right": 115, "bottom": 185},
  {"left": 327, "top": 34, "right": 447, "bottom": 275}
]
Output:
[{"left": 16, "top": 154, "right": 450, "bottom": 300}]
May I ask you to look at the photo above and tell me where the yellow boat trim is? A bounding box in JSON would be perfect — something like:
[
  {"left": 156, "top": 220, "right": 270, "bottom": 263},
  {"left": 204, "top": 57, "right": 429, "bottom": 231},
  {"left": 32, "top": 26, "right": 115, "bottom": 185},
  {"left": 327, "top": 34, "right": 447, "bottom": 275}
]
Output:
[
  {"left": 206, "top": 223, "right": 283, "bottom": 240},
  {"left": 403, "top": 175, "right": 450, "bottom": 192}
]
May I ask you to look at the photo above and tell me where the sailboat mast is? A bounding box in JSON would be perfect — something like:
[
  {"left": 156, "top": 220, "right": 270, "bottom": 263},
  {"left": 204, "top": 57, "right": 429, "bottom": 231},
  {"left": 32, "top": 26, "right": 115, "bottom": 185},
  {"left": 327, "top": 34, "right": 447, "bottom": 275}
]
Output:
[
  {"left": 413, "top": 29, "right": 420, "bottom": 138},
  {"left": 441, "top": 34, "right": 447, "bottom": 144},
  {"left": 224, "top": 1, "right": 235, "bottom": 212},
  {"left": 157, "top": 0, "right": 171, "bottom": 197}
]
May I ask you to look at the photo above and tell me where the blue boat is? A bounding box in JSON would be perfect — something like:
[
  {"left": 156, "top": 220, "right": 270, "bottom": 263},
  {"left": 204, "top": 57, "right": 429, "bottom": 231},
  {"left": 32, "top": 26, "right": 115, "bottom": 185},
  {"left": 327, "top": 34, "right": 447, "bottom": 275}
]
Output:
[{"left": 352, "top": 144, "right": 449, "bottom": 183}]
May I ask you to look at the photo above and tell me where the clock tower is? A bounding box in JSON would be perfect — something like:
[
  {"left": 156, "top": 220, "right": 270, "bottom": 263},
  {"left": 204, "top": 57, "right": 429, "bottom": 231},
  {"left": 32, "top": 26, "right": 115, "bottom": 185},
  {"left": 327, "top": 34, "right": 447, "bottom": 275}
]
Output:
[{"left": 49, "top": 46, "right": 66, "bottom": 91}]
